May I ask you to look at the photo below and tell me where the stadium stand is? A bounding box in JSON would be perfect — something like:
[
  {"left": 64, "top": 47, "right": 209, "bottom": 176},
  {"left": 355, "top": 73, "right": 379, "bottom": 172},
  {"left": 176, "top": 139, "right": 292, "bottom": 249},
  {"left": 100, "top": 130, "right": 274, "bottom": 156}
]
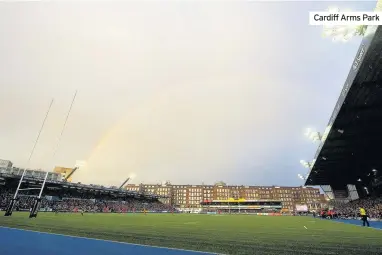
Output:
[
  {"left": 329, "top": 197, "right": 382, "bottom": 219},
  {"left": 305, "top": 25, "right": 382, "bottom": 220},
  {"left": 0, "top": 167, "right": 175, "bottom": 214}
]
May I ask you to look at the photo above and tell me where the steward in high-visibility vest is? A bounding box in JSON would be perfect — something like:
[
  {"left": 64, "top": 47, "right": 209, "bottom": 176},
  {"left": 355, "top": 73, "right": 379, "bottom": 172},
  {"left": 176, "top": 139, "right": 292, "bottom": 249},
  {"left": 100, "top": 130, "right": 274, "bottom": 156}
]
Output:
[{"left": 359, "top": 207, "right": 370, "bottom": 227}]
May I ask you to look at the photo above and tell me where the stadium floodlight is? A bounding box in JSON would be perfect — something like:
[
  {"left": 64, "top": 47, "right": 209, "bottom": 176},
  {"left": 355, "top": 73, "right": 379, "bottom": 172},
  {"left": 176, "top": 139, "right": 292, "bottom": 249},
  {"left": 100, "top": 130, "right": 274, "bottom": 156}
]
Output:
[
  {"left": 297, "top": 174, "right": 310, "bottom": 181},
  {"left": 300, "top": 160, "right": 312, "bottom": 169},
  {"left": 372, "top": 169, "right": 377, "bottom": 172},
  {"left": 304, "top": 128, "right": 322, "bottom": 142},
  {"left": 297, "top": 174, "right": 305, "bottom": 180},
  {"left": 119, "top": 177, "right": 131, "bottom": 190},
  {"left": 322, "top": 7, "right": 368, "bottom": 42},
  {"left": 304, "top": 128, "right": 312, "bottom": 137},
  {"left": 64, "top": 167, "right": 79, "bottom": 182},
  {"left": 129, "top": 172, "right": 137, "bottom": 180},
  {"left": 323, "top": 24, "right": 365, "bottom": 42},
  {"left": 75, "top": 160, "right": 87, "bottom": 168}
]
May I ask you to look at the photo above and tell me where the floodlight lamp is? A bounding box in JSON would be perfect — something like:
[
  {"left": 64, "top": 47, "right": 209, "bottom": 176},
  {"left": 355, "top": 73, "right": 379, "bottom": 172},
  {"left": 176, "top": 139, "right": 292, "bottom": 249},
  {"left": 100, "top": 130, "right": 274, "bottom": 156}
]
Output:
[
  {"left": 372, "top": 169, "right": 377, "bottom": 172},
  {"left": 355, "top": 25, "right": 367, "bottom": 36},
  {"left": 326, "top": 29, "right": 362, "bottom": 42},
  {"left": 341, "top": 36, "right": 350, "bottom": 42},
  {"left": 75, "top": 160, "right": 87, "bottom": 168},
  {"left": 304, "top": 128, "right": 322, "bottom": 142},
  {"left": 129, "top": 172, "right": 137, "bottom": 180},
  {"left": 342, "top": 33, "right": 354, "bottom": 42},
  {"left": 300, "top": 160, "right": 310, "bottom": 168},
  {"left": 322, "top": 9, "right": 361, "bottom": 43},
  {"left": 309, "top": 132, "right": 321, "bottom": 141},
  {"left": 304, "top": 128, "right": 312, "bottom": 135}
]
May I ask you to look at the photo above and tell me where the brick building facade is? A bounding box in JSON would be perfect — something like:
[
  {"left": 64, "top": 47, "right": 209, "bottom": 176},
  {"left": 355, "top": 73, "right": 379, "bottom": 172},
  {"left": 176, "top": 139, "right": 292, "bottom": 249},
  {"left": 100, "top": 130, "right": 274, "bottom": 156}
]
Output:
[{"left": 125, "top": 181, "right": 327, "bottom": 211}]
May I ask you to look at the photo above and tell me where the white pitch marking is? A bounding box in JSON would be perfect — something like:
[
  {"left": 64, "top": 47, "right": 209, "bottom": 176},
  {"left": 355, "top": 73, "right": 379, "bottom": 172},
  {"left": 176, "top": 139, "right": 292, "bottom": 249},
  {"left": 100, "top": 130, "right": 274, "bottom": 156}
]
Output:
[{"left": 304, "top": 226, "right": 308, "bottom": 229}]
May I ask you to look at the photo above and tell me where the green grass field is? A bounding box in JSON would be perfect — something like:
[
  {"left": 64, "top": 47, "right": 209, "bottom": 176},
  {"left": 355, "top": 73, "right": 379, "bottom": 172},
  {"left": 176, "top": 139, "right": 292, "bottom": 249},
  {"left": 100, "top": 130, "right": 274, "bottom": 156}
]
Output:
[{"left": 0, "top": 213, "right": 381, "bottom": 255}]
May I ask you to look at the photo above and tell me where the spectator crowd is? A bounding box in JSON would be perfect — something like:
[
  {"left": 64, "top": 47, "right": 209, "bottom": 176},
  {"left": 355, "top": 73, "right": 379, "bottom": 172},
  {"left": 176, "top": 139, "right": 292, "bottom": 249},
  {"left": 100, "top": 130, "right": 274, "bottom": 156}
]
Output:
[
  {"left": 329, "top": 197, "right": 382, "bottom": 219},
  {"left": 2, "top": 183, "right": 381, "bottom": 218},
  {"left": 0, "top": 186, "right": 176, "bottom": 213}
]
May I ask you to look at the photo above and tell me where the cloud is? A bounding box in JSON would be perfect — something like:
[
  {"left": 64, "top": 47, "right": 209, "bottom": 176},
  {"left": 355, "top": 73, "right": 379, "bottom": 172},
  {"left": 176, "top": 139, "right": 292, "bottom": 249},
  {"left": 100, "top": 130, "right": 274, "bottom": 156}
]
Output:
[
  {"left": 1, "top": 1, "right": 374, "bottom": 187},
  {"left": 74, "top": 73, "right": 297, "bottom": 186}
]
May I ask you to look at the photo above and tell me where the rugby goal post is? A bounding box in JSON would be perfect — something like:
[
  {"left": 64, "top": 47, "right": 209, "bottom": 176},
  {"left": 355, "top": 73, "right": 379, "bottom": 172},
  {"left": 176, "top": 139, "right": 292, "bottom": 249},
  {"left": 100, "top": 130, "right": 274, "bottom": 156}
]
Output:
[{"left": 4, "top": 99, "right": 54, "bottom": 217}]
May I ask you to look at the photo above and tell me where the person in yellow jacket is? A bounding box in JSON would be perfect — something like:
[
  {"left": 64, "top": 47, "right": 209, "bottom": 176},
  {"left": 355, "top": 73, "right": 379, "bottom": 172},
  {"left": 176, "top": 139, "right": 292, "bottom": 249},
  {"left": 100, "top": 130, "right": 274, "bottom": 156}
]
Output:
[{"left": 359, "top": 207, "right": 370, "bottom": 227}]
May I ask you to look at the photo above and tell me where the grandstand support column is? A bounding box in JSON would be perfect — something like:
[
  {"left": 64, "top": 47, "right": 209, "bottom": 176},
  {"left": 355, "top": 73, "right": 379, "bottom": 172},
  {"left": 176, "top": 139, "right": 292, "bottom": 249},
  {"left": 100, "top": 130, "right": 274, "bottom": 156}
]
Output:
[
  {"left": 320, "top": 185, "right": 334, "bottom": 200},
  {"left": 29, "top": 171, "right": 49, "bottom": 218},
  {"left": 4, "top": 99, "right": 54, "bottom": 217}
]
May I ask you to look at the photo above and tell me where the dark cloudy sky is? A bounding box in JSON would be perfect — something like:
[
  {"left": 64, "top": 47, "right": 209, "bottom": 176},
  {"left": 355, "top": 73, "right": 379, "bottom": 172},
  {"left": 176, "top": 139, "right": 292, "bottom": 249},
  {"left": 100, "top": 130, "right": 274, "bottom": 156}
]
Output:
[{"left": 0, "top": 1, "right": 377, "bottom": 186}]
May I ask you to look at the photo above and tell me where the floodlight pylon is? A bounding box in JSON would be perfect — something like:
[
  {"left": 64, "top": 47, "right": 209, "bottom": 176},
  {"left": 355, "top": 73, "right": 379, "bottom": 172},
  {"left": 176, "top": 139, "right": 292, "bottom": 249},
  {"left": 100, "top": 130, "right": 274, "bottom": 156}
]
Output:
[{"left": 304, "top": 128, "right": 322, "bottom": 142}]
